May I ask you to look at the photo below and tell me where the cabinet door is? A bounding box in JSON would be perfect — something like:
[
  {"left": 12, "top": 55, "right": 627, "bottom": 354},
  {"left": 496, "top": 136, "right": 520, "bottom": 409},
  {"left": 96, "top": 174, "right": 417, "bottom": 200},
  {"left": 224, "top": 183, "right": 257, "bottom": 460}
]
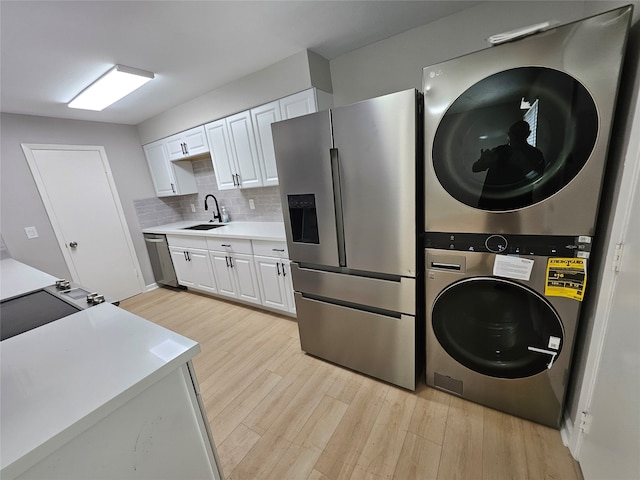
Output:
[
  {"left": 254, "top": 255, "right": 288, "bottom": 311},
  {"left": 226, "top": 111, "right": 263, "bottom": 188},
  {"left": 231, "top": 253, "right": 261, "bottom": 305},
  {"left": 183, "top": 126, "right": 209, "bottom": 157},
  {"left": 281, "top": 259, "right": 296, "bottom": 314},
  {"left": 144, "top": 140, "right": 177, "bottom": 197},
  {"left": 165, "top": 133, "right": 188, "bottom": 161},
  {"left": 209, "top": 251, "right": 237, "bottom": 299},
  {"left": 205, "top": 119, "right": 238, "bottom": 190},
  {"left": 169, "top": 246, "right": 192, "bottom": 287},
  {"left": 189, "top": 248, "right": 217, "bottom": 294},
  {"left": 251, "top": 101, "right": 282, "bottom": 187},
  {"left": 280, "top": 89, "right": 317, "bottom": 120}
]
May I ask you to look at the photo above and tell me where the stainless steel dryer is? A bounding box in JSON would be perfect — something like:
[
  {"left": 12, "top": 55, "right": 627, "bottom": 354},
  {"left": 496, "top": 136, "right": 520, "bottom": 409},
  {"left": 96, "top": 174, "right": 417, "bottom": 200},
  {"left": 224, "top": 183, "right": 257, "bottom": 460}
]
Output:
[
  {"left": 423, "top": 6, "right": 632, "bottom": 236},
  {"left": 425, "top": 232, "right": 587, "bottom": 428}
]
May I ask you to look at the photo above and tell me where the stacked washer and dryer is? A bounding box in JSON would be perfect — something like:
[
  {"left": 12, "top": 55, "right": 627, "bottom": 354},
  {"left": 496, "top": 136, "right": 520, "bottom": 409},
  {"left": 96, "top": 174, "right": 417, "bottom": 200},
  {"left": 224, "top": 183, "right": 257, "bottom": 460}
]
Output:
[{"left": 422, "top": 6, "right": 632, "bottom": 427}]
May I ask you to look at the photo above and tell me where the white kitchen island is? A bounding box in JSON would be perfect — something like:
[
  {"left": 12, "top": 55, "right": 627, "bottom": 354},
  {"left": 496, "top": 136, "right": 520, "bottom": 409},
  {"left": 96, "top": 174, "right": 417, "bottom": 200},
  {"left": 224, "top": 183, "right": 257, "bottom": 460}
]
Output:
[{"left": 1, "top": 261, "right": 223, "bottom": 480}]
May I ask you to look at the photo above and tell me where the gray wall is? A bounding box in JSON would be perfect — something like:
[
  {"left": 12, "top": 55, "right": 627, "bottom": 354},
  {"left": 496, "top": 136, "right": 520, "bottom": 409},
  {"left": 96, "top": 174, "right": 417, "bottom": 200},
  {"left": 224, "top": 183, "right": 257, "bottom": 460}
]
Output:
[
  {"left": 329, "top": 1, "right": 587, "bottom": 106},
  {"left": 0, "top": 113, "right": 156, "bottom": 283}
]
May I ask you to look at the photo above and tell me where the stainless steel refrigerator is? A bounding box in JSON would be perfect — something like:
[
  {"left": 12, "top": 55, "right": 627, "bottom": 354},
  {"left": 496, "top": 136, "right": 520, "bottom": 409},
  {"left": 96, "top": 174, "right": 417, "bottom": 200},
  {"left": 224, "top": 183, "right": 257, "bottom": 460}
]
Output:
[{"left": 272, "top": 89, "right": 423, "bottom": 390}]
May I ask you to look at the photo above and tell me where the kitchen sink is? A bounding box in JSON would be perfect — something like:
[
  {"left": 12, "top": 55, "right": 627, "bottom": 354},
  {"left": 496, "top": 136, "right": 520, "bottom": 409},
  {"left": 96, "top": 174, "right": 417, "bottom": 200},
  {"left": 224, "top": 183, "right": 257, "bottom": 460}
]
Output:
[{"left": 181, "top": 224, "right": 225, "bottom": 231}]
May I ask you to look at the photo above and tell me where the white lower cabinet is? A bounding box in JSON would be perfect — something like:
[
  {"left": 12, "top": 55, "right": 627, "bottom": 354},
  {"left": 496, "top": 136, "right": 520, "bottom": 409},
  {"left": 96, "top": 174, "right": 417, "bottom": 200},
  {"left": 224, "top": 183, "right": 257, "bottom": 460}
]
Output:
[
  {"left": 254, "top": 256, "right": 296, "bottom": 314},
  {"left": 209, "top": 251, "right": 261, "bottom": 305},
  {"left": 167, "top": 234, "right": 295, "bottom": 315},
  {"left": 170, "top": 246, "right": 217, "bottom": 294}
]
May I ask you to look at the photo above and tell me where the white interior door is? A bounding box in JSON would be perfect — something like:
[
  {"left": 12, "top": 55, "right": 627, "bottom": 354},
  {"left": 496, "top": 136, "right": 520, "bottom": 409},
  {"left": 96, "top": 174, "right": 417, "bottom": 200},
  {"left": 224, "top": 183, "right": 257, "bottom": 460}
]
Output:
[{"left": 22, "top": 144, "right": 143, "bottom": 301}]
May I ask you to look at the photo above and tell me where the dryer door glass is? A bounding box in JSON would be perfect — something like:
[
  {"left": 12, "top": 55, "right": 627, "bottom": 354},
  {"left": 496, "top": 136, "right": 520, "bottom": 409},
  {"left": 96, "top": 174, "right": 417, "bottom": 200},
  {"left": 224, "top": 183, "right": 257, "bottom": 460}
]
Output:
[
  {"left": 432, "top": 277, "right": 563, "bottom": 379},
  {"left": 432, "top": 67, "right": 598, "bottom": 211}
]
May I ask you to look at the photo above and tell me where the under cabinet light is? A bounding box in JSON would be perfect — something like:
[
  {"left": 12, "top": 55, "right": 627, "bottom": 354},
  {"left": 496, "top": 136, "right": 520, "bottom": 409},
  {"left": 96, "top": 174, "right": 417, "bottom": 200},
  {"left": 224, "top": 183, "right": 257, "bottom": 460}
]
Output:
[{"left": 68, "top": 65, "right": 154, "bottom": 111}]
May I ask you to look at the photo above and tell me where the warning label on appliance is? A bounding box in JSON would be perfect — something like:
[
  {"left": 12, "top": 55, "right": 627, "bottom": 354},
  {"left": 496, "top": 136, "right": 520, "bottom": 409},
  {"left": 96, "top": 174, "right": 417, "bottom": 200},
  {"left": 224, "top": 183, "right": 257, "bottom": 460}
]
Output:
[
  {"left": 545, "top": 258, "right": 587, "bottom": 301},
  {"left": 493, "top": 255, "right": 534, "bottom": 281}
]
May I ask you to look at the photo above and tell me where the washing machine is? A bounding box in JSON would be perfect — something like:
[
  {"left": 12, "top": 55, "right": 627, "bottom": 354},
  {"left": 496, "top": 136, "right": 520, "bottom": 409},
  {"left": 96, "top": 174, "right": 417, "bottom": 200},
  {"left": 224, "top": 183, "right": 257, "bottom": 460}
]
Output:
[
  {"left": 425, "top": 232, "right": 588, "bottom": 428},
  {"left": 423, "top": 5, "right": 632, "bottom": 237}
]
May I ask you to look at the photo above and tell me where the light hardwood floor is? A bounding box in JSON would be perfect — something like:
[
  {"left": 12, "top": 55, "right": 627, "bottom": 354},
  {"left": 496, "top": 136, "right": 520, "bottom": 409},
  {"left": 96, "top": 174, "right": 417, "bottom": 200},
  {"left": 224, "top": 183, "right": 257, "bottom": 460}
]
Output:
[{"left": 120, "top": 288, "right": 583, "bottom": 480}]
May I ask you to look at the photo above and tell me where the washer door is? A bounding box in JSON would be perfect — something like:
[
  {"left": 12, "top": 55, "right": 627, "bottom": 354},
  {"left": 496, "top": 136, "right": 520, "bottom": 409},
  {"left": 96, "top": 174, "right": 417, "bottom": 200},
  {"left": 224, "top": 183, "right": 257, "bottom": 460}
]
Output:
[
  {"left": 432, "top": 277, "right": 563, "bottom": 379},
  {"left": 432, "top": 67, "right": 598, "bottom": 211}
]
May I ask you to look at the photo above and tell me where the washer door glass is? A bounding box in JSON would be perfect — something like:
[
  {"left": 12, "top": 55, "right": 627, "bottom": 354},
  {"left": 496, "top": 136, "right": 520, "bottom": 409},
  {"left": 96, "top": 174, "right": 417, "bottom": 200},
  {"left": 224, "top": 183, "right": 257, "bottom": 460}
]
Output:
[
  {"left": 432, "top": 67, "right": 598, "bottom": 211},
  {"left": 432, "top": 277, "right": 563, "bottom": 379}
]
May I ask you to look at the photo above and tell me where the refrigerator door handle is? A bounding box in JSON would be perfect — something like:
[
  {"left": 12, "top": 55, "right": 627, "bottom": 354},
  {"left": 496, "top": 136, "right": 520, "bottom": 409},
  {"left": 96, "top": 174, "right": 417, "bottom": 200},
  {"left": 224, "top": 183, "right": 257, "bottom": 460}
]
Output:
[{"left": 330, "top": 147, "right": 346, "bottom": 267}]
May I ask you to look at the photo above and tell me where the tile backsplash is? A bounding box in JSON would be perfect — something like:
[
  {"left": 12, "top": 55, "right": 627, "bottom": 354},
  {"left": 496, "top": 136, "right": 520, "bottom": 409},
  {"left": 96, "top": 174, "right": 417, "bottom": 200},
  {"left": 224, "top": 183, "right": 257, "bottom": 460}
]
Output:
[{"left": 134, "top": 158, "right": 284, "bottom": 229}]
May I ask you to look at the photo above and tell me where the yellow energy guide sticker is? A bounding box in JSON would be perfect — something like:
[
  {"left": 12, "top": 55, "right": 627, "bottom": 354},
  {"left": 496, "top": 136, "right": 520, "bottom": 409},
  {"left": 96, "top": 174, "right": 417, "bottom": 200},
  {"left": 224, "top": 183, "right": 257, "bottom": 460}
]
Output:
[{"left": 545, "top": 258, "right": 587, "bottom": 301}]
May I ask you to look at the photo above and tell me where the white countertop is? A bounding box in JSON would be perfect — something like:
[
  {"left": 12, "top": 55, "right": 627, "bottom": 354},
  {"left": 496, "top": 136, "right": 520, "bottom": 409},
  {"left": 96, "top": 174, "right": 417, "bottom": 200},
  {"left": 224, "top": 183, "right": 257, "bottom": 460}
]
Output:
[
  {"left": 0, "top": 258, "right": 59, "bottom": 301},
  {"left": 142, "top": 221, "right": 286, "bottom": 242},
  {"left": 0, "top": 266, "right": 200, "bottom": 478}
]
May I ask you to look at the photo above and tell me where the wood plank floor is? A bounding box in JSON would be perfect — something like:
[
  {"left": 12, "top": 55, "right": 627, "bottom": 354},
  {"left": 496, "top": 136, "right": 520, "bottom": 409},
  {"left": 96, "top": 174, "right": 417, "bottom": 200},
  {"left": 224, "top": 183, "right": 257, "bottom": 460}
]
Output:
[{"left": 120, "top": 288, "right": 583, "bottom": 480}]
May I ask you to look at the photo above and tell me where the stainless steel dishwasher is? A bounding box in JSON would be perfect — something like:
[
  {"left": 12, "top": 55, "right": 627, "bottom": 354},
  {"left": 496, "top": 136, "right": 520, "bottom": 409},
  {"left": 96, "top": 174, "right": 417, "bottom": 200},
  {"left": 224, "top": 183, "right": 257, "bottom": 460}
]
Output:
[{"left": 143, "top": 233, "right": 181, "bottom": 288}]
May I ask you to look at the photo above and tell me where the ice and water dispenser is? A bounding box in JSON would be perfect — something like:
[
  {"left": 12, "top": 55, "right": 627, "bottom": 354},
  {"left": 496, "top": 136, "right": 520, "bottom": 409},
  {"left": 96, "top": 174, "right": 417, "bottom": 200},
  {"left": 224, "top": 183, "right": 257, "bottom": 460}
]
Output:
[{"left": 287, "top": 194, "right": 319, "bottom": 244}]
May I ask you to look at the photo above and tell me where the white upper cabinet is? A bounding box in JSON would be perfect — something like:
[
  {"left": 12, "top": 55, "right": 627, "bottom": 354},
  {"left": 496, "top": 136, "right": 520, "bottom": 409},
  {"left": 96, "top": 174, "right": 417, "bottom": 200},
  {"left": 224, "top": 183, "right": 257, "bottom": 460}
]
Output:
[
  {"left": 226, "top": 111, "right": 263, "bottom": 189},
  {"left": 205, "top": 112, "right": 262, "bottom": 191},
  {"left": 279, "top": 89, "right": 317, "bottom": 120},
  {"left": 250, "top": 101, "right": 282, "bottom": 187},
  {"left": 143, "top": 140, "right": 198, "bottom": 197},
  {"left": 165, "top": 126, "right": 209, "bottom": 160},
  {"left": 205, "top": 119, "right": 237, "bottom": 190}
]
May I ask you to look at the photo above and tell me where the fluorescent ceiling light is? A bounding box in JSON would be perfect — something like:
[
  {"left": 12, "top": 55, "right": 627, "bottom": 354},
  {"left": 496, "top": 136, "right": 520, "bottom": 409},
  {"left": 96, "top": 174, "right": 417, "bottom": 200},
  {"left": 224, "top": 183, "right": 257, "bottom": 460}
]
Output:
[{"left": 68, "top": 65, "right": 154, "bottom": 111}]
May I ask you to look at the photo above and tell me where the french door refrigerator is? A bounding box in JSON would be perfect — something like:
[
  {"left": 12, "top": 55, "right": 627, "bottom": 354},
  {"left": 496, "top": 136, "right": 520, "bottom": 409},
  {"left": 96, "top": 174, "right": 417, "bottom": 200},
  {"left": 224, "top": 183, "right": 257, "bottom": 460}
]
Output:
[{"left": 272, "top": 89, "right": 423, "bottom": 390}]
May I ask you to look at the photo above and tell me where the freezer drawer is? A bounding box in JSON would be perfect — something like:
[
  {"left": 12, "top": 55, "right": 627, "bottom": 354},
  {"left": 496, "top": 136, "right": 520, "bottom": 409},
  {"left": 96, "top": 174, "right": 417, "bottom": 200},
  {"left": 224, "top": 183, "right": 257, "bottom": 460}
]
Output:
[
  {"left": 291, "top": 263, "right": 415, "bottom": 315},
  {"left": 295, "top": 293, "right": 416, "bottom": 390}
]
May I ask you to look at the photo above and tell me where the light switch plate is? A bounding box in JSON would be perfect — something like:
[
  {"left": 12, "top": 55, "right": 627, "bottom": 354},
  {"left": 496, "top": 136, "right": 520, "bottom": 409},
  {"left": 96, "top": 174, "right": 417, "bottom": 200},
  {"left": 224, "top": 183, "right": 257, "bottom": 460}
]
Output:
[
  {"left": 249, "top": 199, "right": 255, "bottom": 210},
  {"left": 25, "top": 226, "right": 39, "bottom": 239}
]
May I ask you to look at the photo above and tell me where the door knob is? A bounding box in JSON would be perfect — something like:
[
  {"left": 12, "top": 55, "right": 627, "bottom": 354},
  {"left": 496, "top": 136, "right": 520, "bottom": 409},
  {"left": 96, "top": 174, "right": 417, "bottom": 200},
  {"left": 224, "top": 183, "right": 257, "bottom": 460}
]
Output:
[{"left": 69, "top": 241, "right": 78, "bottom": 248}]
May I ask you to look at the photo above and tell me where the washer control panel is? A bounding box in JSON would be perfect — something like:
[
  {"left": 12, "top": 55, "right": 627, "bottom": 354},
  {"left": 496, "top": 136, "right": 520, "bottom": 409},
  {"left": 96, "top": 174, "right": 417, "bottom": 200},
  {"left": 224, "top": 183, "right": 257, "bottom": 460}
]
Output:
[{"left": 424, "top": 232, "right": 591, "bottom": 257}]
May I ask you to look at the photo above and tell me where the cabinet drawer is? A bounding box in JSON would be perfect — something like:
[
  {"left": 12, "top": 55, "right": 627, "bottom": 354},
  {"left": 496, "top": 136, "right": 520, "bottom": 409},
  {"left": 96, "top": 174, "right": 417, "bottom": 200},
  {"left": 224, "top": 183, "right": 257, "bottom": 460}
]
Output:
[
  {"left": 166, "top": 234, "right": 207, "bottom": 250},
  {"left": 252, "top": 240, "right": 288, "bottom": 258},
  {"left": 206, "top": 237, "right": 252, "bottom": 254}
]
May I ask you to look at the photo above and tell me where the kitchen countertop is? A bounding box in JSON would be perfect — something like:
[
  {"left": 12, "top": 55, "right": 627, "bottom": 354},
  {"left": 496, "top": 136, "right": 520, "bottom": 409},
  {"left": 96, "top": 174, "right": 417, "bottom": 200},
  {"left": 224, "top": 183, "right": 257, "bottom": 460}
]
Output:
[
  {"left": 0, "top": 258, "right": 59, "bottom": 301},
  {"left": 142, "top": 220, "right": 286, "bottom": 242},
  {"left": 0, "top": 264, "right": 200, "bottom": 478}
]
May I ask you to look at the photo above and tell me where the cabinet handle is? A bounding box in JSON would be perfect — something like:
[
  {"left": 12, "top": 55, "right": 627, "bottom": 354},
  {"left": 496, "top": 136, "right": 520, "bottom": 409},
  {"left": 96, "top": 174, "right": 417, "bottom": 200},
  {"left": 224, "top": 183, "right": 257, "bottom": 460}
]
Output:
[
  {"left": 182, "top": 142, "right": 187, "bottom": 155},
  {"left": 234, "top": 173, "right": 240, "bottom": 187},
  {"left": 225, "top": 256, "right": 229, "bottom": 267},
  {"left": 229, "top": 257, "right": 234, "bottom": 268},
  {"left": 277, "top": 263, "right": 281, "bottom": 276},
  {"left": 184, "top": 251, "right": 188, "bottom": 261},
  {"left": 171, "top": 183, "right": 176, "bottom": 194},
  {"left": 221, "top": 244, "right": 231, "bottom": 247},
  {"left": 232, "top": 174, "right": 237, "bottom": 187},
  {"left": 281, "top": 263, "right": 286, "bottom": 276},
  {"left": 187, "top": 251, "right": 191, "bottom": 261},
  {"left": 272, "top": 248, "right": 285, "bottom": 252}
]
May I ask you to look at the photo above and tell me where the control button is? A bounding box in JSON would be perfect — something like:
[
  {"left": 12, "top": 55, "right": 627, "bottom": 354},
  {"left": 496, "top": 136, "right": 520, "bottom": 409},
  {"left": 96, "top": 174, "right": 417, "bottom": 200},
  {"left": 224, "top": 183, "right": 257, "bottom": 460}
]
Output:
[{"left": 485, "top": 235, "right": 508, "bottom": 253}]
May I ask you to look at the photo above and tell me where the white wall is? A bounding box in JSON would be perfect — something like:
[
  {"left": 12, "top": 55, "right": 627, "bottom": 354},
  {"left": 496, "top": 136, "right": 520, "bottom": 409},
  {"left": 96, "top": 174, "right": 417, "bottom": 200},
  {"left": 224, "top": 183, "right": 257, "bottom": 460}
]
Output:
[
  {"left": 137, "top": 50, "right": 332, "bottom": 145},
  {"left": 0, "top": 113, "right": 156, "bottom": 284}
]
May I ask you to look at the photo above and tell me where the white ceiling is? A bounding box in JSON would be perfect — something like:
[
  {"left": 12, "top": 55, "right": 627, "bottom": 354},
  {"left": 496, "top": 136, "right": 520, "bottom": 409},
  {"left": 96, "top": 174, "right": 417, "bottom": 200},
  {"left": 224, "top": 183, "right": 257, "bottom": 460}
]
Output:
[{"left": 0, "top": 1, "right": 479, "bottom": 125}]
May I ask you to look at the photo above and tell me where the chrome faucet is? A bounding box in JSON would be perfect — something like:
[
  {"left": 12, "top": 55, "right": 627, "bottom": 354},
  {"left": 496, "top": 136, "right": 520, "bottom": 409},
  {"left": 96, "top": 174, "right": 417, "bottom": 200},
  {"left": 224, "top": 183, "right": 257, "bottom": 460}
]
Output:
[{"left": 204, "top": 194, "right": 221, "bottom": 223}]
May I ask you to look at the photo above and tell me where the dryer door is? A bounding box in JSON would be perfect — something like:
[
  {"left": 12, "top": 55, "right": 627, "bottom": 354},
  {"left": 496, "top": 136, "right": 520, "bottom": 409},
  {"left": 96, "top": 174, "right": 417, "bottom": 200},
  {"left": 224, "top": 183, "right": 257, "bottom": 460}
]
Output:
[
  {"left": 432, "top": 277, "right": 563, "bottom": 379},
  {"left": 432, "top": 66, "right": 598, "bottom": 211}
]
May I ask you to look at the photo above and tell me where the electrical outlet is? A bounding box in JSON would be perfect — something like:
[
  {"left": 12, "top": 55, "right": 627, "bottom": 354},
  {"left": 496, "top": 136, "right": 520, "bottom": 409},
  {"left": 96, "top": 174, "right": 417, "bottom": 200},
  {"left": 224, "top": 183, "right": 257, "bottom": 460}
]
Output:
[
  {"left": 191, "top": 203, "right": 196, "bottom": 213},
  {"left": 24, "top": 226, "right": 39, "bottom": 239},
  {"left": 249, "top": 199, "right": 255, "bottom": 210}
]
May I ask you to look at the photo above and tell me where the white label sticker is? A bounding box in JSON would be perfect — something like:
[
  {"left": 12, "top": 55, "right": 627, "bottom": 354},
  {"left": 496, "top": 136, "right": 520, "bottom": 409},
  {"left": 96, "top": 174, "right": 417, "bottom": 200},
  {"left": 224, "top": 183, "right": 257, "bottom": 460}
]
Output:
[
  {"left": 493, "top": 255, "right": 535, "bottom": 281},
  {"left": 548, "top": 336, "right": 561, "bottom": 350}
]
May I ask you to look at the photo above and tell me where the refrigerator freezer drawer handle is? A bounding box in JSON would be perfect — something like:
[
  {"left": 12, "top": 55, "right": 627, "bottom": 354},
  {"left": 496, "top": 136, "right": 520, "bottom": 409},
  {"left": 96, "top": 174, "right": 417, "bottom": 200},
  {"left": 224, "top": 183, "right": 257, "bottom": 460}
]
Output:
[
  {"left": 527, "top": 346, "right": 558, "bottom": 369},
  {"left": 431, "top": 262, "right": 462, "bottom": 270}
]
